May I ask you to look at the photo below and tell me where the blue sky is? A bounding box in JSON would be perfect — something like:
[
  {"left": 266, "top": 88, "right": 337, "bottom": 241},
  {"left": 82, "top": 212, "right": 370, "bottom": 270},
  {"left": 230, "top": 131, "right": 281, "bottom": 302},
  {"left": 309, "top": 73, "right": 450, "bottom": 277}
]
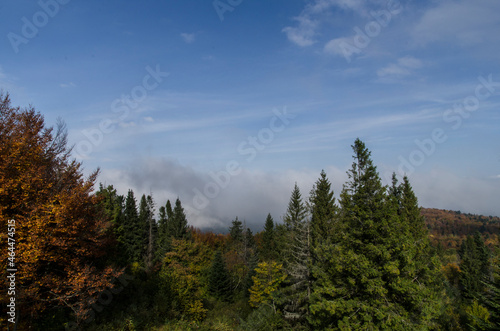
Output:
[{"left": 2, "top": 0, "right": 500, "bottom": 230}]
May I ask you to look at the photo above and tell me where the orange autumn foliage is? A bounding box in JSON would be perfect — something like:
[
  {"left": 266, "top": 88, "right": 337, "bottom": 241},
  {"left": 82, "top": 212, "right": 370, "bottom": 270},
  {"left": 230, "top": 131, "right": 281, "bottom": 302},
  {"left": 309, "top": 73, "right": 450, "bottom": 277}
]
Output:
[{"left": 0, "top": 94, "right": 122, "bottom": 327}]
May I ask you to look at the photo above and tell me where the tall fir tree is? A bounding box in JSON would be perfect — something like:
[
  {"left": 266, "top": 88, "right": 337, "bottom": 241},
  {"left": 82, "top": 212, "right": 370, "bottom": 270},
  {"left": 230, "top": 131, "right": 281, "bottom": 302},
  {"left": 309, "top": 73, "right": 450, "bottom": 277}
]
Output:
[
  {"left": 169, "top": 198, "right": 188, "bottom": 240},
  {"left": 138, "top": 194, "right": 157, "bottom": 272},
  {"left": 156, "top": 200, "right": 172, "bottom": 260},
  {"left": 459, "top": 232, "right": 491, "bottom": 300},
  {"left": 262, "top": 213, "right": 276, "bottom": 261},
  {"left": 282, "top": 183, "right": 311, "bottom": 324},
  {"left": 123, "top": 190, "right": 144, "bottom": 264},
  {"left": 208, "top": 250, "right": 232, "bottom": 301},
  {"left": 138, "top": 195, "right": 151, "bottom": 261},
  {"left": 309, "top": 138, "right": 443, "bottom": 329},
  {"left": 165, "top": 199, "right": 173, "bottom": 220},
  {"left": 96, "top": 184, "right": 127, "bottom": 266},
  {"left": 229, "top": 216, "right": 243, "bottom": 242},
  {"left": 309, "top": 170, "right": 336, "bottom": 249}
]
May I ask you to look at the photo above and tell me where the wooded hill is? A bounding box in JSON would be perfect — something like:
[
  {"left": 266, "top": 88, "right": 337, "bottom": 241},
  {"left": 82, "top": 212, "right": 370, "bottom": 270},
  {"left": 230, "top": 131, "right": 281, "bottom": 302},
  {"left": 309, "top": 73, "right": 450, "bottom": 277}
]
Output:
[{"left": 422, "top": 208, "right": 500, "bottom": 249}]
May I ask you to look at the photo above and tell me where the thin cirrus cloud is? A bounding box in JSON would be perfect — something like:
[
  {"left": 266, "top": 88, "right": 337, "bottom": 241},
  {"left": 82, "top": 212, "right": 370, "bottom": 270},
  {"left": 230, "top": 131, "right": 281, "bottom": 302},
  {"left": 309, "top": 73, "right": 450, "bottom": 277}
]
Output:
[
  {"left": 180, "top": 33, "right": 196, "bottom": 44},
  {"left": 377, "top": 56, "right": 423, "bottom": 78}
]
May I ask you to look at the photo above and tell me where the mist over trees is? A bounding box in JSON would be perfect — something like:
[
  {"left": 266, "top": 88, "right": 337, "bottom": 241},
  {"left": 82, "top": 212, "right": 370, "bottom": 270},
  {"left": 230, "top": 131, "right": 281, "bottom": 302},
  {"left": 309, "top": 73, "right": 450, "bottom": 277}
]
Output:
[{"left": 1, "top": 95, "right": 499, "bottom": 329}]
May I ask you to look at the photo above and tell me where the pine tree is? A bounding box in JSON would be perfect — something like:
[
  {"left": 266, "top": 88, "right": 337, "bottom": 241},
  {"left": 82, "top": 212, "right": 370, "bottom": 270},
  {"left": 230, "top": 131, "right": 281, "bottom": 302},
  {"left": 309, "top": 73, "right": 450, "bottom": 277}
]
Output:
[
  {"left": 282, "top": 183, "right": 311, "bottom": 323},
  {"left": 96, "top": 184, "right": 127, "bottom": 266},
  {"left": 139, "top": 195, "right": 151, "bottom": 261},
  {"left": 478, "top": 252, "right": 500, "bottom": 328},
  {"left": 123, "top": 190, "right": 144, "bottom": 264},
  {"left": 156, "top": 200, "right": 171, "bottom": 260},
  {"left": 166, "top": 199, "right": 173, "bottom": 220},
  {"left": 229, "top": 216, "right": 243, "bottom": 242},
  {"left": 244, "top": 227, "right": 256, "bottom": 262},
  {"left": 309, "top": 138, "right": 442, "bottom": 329},
  {"left": 169, "top": 198, "right": 188, "bottom": 240},
  {"left": 261, "top": 213, "right": 276, "bottom": 260},
  {"left": 208, "top": 250, "right": 232, "bottom": 301},
  {"left": 459, "top": 232, "right": 491, "bottom": 300},
  {"left": 138, "top": 194, "right": 156, "bottom": 273},
  {"left": 309, "top": 170, "right": 336, "bottom": 249}
]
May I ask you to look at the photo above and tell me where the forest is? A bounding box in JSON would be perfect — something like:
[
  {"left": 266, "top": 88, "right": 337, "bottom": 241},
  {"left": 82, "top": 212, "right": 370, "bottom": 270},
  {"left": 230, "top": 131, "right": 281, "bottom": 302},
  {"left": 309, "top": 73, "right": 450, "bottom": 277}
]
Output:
[{"left": 1, "top": 93, "right": 499, "bottom": 330}]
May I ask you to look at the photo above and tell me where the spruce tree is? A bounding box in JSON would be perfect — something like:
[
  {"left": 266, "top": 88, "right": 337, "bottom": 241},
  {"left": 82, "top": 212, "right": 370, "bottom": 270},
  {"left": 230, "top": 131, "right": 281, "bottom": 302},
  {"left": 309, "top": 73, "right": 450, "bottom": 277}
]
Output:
[
  {"left": 262, "top": 213, "right": 276, "bottom": 261},
  {"left": 96, "top": 184, "right": 127, "bottom": 266},
  {"left": 141, "top": 195, "right": 157, "bottom": 272},
  {"left": 309, "top": 170, "right": 336, "bottom": 249},
  {"left": 156, "top": 201, "right": 171, "bottom": 260},
  {"left": 208, "top": 250, "right": 232, "bottom": 301},
  {"left": 169, "top": 198, "right": 188, "bottom": 239},
  {"left": 459, "top": 232, "right": 491, "bottom": 300},
  {"left": 138, "top": 194, "right": 151, "bottom": 261},
  {"left": 282, "top": 183, "right": 311, "bottom": 323},
  {"left": 165, "top": 199, "right": 173, "bottom": 220},
  {"left": 309, "top": 138, "right": 442, "bottom": 329},
  {"left": 123, "top": 189, "right": 144, "bottom": 264},
  {"left": 229, "top": 217, "right": 243, "bottom": 242}
]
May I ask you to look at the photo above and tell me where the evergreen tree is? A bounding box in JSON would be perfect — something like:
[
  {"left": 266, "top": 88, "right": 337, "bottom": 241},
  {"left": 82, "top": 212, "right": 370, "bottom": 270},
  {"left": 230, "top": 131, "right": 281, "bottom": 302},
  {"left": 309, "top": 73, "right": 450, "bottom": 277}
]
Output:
[
  {"left": 243, "top": 254, "right": 259, "bottom": 298},
  {"left": 282, "top": 183, "right": 311, "bottom": 324},
  {"left": 123, "top": 190, "right": 144, "bottom": 264},
  {"left": 309, "top": 138, "right": 442, "bottom": 329},
  {"left": 169, "top": 198, "right": 188, "bottom": 239},
  {"left": 96, "top": 184, "right": 127, "bottom": 265},
  {"left": 208, "top": 250, "right": 232, "bottom": 301},
  {"left": 309, "top": 170, "right": 336, "bottom": 249},
  {"left": 262, "top": 213, "right": 276, "bottom": 260},
  {"left": 165, "top": 199, "right": 173, "bottom": 220},
  {"left": 138, "top": 194, "right": 157, "bottom": 272},
  {"left": 459, "top": 232, "right": 491, "bottom": 300},
  {"left": 244, "top": 227, "right": 256, "bottom": 261},
  {"left": 156, "top": 201, "right": 171, "bottom": 260},
  {"left": 478, "top": 252, "right": 500, "bottom": 328},
  {"left": 138, "top": 194, "right": 151, "bottom": 260},
  {"left": 229, "top": 216, "right": 243, "bottom": 242}
]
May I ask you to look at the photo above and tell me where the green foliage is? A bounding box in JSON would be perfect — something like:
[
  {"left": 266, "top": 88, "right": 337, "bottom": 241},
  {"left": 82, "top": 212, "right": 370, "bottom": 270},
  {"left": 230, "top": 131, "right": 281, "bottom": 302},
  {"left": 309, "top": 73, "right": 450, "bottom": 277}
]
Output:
[
  {"left": 281, "top": 183, "right": 311, "bottom": 323},
  {"left": 309, "top": 138, "right": 443, "bottom": 330},
  {"left": 229, "top": 216, "right": 244, "bottom": 242},
  {"left": 309, "top": 170, "right": 336, "bottom": 248},
  {"left": 209, "top": 250, "right": 233, "bottom": 301},
  {"left": 261, "top": 213, "right": 277, "bottom": 261},
  {"left": 169, "top": 198, "right": 188, "bottom": 240},
  {"left": 464, "top": 299, "right": 491, "bottom": 330},
  {"left": 239, "top": 305, "right": 288, "bottom": 331},
  {"left": 459, "top": 232, "right": 491, "bottom": 301},
  {"left": 249, "top": 261, "right": 287, "bottom": 310},
  {"left": 123, "top": 189, "right": 146, "bottom": 264},
  {"left": 161, "top": 238, "right": 211, "bottom": 321}
]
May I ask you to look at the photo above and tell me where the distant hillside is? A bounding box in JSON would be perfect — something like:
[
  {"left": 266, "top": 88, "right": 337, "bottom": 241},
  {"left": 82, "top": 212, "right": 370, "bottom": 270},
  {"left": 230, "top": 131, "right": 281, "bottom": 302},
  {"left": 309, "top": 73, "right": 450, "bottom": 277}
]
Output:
[{"left": 421, "top": 208, "right": 500, "bottom": 249}]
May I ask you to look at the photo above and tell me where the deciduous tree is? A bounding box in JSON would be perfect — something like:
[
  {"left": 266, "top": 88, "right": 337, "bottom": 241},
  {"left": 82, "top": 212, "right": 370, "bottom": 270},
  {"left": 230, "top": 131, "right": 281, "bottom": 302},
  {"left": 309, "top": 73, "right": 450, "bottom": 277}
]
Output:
[{"left": 0, "top": 94, "right": 122, "bottom": 327}]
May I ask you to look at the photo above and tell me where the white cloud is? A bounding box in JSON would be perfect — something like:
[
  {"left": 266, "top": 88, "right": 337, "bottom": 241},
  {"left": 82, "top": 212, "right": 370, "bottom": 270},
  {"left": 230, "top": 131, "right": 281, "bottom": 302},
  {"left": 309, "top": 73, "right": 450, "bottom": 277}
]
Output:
[
  {"left": 377, "top": 56, "right": 423, "bottom": 78},
  {"left": 60, "top": 82, "right": 76, "bottom": 88},
  {"left": 412, "top": 0, "right": 500, "bottom": 47},
  {"left": 180, "top": 32, "right": 195, "bottom": 44},
  {"left": 324, "top": 37, "right": 355, "bottom": 57},
  {"left": 410, "top": 169, "right": 500, "bottom": 217},
  {"left": 98, "top": 158, "right": 347, "bottom": 231},
  {"left": 283, "top": 0, "right": 369, "bottom": 47},
  {"left": 282, "top": 16, "right": 318, "bottom": 47},
  {"left": 397, "top": 56, "right": 423, "bottom": 69}
]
